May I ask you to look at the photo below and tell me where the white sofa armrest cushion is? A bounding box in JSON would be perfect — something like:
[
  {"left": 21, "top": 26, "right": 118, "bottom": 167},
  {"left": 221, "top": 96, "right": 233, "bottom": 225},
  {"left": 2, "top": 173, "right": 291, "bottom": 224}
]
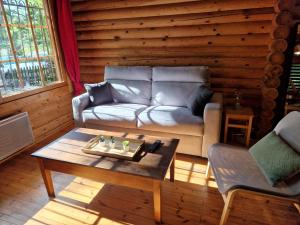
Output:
[
  {"left": 202, "top": 93, "right": 223, "bottom": 157},
  {"left": 72, "top": 92, "right": 90, "bottom": 127}
]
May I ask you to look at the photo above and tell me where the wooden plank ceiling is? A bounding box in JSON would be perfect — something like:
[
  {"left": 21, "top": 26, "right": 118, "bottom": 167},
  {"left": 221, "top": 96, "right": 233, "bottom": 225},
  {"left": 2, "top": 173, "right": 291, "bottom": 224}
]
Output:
[{"left": 71, "top": 0, "right": 274, "bottom": 110}]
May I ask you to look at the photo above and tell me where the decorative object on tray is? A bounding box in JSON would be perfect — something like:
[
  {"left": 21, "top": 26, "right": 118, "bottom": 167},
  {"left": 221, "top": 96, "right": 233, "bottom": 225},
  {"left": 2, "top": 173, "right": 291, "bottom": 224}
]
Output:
[
  {"left": 82, "top": 135, "right": 145, "bottom": 160},
  {"left": 109, "top": 136, "right": 115, "bottom": 148},
  {"left": 99, "top": 135, "right": 105, "bottom": 147},
  {"left": 122, "top": 140, "right": 130, "bottom": 152}
]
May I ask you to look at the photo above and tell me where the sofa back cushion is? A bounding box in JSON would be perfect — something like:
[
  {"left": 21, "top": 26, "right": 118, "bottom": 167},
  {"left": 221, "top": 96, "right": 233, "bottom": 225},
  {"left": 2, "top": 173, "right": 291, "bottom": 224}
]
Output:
[
  {"left": 151, "top": 66, "right": 210, "bottom": 107},
  {"left": 104, "top": 66, "right": 152, "bottom": 105}
]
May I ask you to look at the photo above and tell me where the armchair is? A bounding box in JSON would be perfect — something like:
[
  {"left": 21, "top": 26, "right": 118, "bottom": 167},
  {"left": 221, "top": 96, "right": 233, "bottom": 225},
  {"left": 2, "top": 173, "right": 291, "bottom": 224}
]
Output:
[{"left": 206, "top": 111, "right": 300, "bottom": 225}]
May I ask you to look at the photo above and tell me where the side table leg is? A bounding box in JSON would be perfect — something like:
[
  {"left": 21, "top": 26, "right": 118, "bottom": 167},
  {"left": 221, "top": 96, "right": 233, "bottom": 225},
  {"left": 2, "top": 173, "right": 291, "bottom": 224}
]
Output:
[
  {"left": 224, "top": 116, "right": 229, "bottom": 143},
  {"left": 153, "top": 181, "right": 161, "bottom": 224},
  {"left": 37, "top": 158, "right": 55, "bottom": 198},
  {"left": 246, "top": 117, "right": 253, "bottom": 147}
]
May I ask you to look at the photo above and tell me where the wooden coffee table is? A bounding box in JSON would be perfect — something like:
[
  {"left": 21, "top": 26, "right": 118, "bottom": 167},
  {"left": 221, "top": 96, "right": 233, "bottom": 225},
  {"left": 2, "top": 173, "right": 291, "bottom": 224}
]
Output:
[{"left": 31, "top": 128, "right": 179, "bottom": 223}]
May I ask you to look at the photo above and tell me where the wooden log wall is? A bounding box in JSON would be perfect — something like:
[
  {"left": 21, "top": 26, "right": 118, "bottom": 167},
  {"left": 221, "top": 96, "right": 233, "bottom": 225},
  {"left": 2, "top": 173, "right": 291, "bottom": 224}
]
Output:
[
  {"left": 0, "top": 84, "right": 73, "bottom": 158},
  {"left": 71, "top": 0, "right": 277, "bottom": 131},
  {"left": 259, "top": 0, "right": 297, "bottom": 135},
  {"left": 295, "top": 0, "right": 300, "bottom": 21}
]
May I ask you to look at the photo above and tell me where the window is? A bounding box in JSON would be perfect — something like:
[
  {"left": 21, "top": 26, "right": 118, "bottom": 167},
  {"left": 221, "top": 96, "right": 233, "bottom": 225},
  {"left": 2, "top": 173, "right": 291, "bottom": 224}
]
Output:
[
  {"left": 288, "top": 43, "right": 300, "bottom": 93},
  {"left": 0, "top": 0, "right": 61, "bottom": 98}
]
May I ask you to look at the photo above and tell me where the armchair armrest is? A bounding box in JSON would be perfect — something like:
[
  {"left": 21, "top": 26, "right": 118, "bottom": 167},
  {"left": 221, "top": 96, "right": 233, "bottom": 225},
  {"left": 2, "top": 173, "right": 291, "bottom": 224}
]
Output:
[
  {"left": 72, "top": 92, "right": 90, "bottom": 127},
  {"left": 202, "top": 93, "right": 223, "bottom": 157}
]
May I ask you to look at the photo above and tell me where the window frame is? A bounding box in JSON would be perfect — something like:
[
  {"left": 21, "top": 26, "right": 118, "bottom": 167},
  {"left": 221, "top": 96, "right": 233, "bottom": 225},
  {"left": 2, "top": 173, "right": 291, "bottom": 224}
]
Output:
[{"left": 0, "top": 0, "right": 65, "bottom": 101}]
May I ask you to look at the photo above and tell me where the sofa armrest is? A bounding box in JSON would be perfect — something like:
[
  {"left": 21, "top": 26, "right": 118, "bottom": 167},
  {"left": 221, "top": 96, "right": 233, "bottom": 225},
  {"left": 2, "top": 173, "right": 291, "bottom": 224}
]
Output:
[
  {"left": 72, "top": 92, "right": 90, "bottom": 127},
  {"left": 202, "top": 93, "right": 223, "bottom": 158}
]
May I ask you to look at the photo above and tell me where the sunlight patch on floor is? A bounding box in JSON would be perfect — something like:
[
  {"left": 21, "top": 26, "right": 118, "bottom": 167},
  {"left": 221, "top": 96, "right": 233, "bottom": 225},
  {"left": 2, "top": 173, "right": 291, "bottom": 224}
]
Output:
[
  {"left": 24, "top": 178, "right": 133, "bottom": 225},
  {"left": 23, "top": 156, "right": 216, "bottom": 225},
  {"left": 167, "top": 157, "right": 218, "bottom": 188},
  {"left": 58, "top": 177, "right": 105, "bottom": 204}
]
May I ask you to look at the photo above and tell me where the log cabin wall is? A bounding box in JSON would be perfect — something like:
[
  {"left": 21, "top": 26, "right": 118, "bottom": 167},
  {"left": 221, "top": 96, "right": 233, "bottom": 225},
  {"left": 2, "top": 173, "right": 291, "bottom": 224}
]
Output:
[
  {"left": 0, "top": 84, "right": 73, "bottom": 153},
  {"left": 258, "top": 0, "right": 298, "bottom": 135},
  {"left": 71, "top": 0, "right": 276, "bottom": 131},
  {"left": 295, "top": 0, "right": 300, "bottom": 22}
]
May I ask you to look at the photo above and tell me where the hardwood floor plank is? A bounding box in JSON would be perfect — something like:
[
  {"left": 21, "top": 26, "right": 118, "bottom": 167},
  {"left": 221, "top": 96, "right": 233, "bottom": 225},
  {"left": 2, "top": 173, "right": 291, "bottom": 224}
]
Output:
[{"left": 0, "top": 151, "right": 298, "bottom": 225}]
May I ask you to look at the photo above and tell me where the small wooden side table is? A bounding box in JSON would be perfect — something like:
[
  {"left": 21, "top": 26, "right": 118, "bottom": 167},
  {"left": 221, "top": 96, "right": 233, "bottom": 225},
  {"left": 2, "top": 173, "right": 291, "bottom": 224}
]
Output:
[{"left": 224, "top": 107, "right": 254, "bottom": 147}]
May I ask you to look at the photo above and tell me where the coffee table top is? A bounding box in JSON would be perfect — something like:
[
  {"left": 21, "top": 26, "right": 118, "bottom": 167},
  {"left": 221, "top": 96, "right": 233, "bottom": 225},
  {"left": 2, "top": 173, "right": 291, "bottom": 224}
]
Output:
[{"left": 31, "top": 128, "right": 179, "bottom": 180}]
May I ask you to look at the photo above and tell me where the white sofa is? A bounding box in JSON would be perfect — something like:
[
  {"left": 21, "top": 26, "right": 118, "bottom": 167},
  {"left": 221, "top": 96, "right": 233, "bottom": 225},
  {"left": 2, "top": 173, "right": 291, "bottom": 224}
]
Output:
[{"left": 72, "top": 66, "right": 223, "bottom": 157}]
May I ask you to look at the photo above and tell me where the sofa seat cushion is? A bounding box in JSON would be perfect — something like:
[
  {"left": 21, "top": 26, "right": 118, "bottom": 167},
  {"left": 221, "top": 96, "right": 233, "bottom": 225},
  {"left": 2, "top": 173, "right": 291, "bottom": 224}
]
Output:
[
  {"left": 82, "top": 103, "right": 147, "bottom": 128},
  {"left": 208, "top": 143, "right": 300, "bottom": 197},
  {"left": 137, "top": 106, "right": 204, "bottom": 136}
]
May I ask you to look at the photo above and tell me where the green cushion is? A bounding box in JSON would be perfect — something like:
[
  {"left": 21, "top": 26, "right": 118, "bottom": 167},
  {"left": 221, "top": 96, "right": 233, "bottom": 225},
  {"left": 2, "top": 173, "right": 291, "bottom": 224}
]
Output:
[{"left": 249, "top": 131, "right": 300, "bottom": 186}]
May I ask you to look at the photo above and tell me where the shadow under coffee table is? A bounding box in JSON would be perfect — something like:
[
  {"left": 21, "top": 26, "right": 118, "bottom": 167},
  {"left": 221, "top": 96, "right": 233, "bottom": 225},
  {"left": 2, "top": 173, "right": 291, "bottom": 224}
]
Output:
[{"left": 31, "top": 128, "right": 179, "bottom": 224}]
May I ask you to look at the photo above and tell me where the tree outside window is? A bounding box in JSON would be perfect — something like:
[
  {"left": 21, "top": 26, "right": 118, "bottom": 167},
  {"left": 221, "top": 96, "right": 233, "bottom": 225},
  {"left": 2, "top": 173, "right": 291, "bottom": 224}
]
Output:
[{"left": 0, "top": 0, "right": 61, "bottom": 97}]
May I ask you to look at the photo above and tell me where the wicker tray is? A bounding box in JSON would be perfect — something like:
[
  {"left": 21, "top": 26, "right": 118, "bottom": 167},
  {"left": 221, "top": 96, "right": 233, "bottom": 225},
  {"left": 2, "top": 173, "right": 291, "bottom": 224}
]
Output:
[{"left": 82, "top": 135, "right": 145, "bottom": 160}]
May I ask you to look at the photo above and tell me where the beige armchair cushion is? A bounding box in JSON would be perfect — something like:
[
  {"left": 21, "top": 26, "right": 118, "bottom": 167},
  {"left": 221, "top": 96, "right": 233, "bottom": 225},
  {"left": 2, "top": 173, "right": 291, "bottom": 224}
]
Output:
[{"left": 208, "top": 143, "right": 300, "bottom": 197}]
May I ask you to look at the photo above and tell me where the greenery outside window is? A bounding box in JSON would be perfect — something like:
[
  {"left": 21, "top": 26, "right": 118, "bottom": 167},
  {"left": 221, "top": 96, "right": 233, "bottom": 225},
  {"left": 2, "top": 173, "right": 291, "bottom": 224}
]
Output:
[{"left": 0, "top": 0, "right": 62, "bottom": 98}]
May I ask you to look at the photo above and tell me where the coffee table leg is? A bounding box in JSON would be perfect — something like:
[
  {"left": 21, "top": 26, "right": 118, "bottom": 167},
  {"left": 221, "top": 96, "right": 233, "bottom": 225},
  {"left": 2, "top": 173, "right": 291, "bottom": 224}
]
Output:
[
  {"left": 153, "top": 181, "right": 161, "bottom": 223},
  {"left": 170, "top": 156, "right": 175, "bottom": 182},
  {"left": 37, "top": 158, "right": 55, "bottom": 198}
]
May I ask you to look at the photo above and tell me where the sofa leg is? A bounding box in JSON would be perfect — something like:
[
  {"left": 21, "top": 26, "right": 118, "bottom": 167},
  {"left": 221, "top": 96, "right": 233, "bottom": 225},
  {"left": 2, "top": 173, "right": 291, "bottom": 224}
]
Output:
[
  {"left": 205, "top": 161, "right": 212, "bottom": 179},
  {"left": 220, "top": 190, "right": 237, "bottom": 225}
]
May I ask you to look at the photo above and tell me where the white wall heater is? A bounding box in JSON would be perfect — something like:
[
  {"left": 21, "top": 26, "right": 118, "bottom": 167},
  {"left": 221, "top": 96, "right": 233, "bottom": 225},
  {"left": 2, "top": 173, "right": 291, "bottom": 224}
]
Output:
[{"left": 0, "top": 112, "right": 34, "bottom": 161}]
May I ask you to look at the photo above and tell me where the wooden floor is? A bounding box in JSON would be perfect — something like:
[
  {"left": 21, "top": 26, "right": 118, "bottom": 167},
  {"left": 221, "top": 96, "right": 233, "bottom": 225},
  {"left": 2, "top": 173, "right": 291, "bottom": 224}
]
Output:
[{"left": 0, "top": 152, "right": 299, "bottom": 225}]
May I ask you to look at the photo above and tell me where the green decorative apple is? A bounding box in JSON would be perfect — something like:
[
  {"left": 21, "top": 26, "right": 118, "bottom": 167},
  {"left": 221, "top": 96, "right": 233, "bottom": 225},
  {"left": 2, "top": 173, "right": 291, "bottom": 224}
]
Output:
[{"left": 122, "top": 140, "right": 130, "bottom": 152}]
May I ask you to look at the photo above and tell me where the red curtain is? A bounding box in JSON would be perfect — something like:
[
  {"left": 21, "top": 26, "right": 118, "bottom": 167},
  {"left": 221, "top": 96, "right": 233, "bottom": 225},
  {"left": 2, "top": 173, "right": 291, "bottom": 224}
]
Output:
[{"left": 55, "top": 0, "right": 83, "bottom": 95}]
